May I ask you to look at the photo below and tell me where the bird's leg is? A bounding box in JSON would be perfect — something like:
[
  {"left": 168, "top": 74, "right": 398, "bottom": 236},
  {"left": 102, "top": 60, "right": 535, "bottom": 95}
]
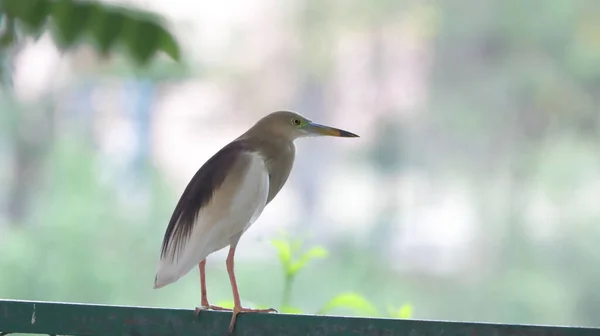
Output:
[
  {"left": 200, "top": 259, "right": 210, "bottom": 307},
  {"left": 225, "top": 245, "right": 277, "bottom": 333},
  {"left": 194, "top": 259, "right": 232, "bottom": 315}
]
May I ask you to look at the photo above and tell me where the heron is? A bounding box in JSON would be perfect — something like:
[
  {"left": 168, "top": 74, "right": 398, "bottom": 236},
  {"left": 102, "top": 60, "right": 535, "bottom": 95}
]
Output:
[{"left": 153, "top": 111, "right": 359, "bottom": 333}]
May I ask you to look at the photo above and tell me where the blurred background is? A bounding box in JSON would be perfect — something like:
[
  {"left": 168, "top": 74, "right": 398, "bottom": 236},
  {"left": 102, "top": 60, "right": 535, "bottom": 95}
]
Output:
[{"left": 2, "top": 0, "right": 600, "bottom": 328}]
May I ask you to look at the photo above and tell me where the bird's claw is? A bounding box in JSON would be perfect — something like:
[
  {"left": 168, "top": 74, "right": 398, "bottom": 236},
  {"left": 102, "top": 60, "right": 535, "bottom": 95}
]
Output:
[
  {"left": 228, "top": 306, "right": 277, "bottom": 333},
  {"left": 194, "top": 306, "right": 208, "bottom": 316},
  {"left": 208, "top": 305, "right": 234, "bottom": 311},
  {"left": 195, "top": 304, "right": 233, "bottom": 316}
]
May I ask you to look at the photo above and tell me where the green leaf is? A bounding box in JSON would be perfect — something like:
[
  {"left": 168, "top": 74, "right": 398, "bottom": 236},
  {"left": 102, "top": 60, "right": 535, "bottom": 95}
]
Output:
[
  {"left": 291, "top": 238, "right": 303, "bottom": 254},
  {"left": 387, "top": 303, "right": 413, "bottom": 319},
  {"left": 214, "top": 300, "right": 235, "bottom": 309},
  {"left": 157, "top": 26, "right": 180, "bottom": 61},
  {"left": 1, "top": 0, "right": 25, "bottom": 18},
  {"left": 123, "top": 18, "right": 163, "bottom": 65},
  {"left": 289, "top": 246, "right": 329, "bottom": 275},
  {"left": 398, "top": 304, "right": 412, "bottom": 318},
  {"left": 51, "top": 0, "right": 94, "bottom": 47},
  {"left": 271, "top": 238, "right": 292, "bottom": 270},
  {"left": 25, "top": 0, "right": 50, "bottom": 30},
  {"left": 0, "top": 0, "right": 182, "bottom": 67},
  {"left": 317, "top": 292, "right": 379, "bottom": 316},
  {"left": 281, "top": 306, "right": 303, "bottom": 314},
  {"left": 4, "top": 0, "right": 50, "bottom": 35},
  {"left": 0, "top": 18, "right": 16, "bottom": 48},
  {"left": 88, "top": 6, "right": 126, "bottom": 56}
]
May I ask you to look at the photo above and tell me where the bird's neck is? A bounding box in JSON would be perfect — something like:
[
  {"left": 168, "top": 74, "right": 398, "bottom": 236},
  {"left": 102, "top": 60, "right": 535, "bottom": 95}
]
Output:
[
  {"left": 258, "top": 137, "right": 295, "bottom": 164},
  {"left": 247, "top": 137, "right": 295, "bottom": 203}
]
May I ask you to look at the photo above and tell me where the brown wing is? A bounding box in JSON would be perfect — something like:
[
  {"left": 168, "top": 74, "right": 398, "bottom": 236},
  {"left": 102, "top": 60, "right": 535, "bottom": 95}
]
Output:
[{"left": 158, "top": 140, "right": 254, "bottom": 262}]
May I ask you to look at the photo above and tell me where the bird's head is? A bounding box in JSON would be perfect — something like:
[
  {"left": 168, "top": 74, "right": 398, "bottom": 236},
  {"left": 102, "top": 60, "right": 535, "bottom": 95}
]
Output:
[{"left": 251, "top": 110, "right": 359, "bottom": 141}]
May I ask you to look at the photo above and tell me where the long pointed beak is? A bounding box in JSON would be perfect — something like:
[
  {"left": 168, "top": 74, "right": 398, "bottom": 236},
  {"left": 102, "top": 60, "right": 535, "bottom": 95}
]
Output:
[{"left": 306, "top": 122, "right": 359, "bottom": 138}]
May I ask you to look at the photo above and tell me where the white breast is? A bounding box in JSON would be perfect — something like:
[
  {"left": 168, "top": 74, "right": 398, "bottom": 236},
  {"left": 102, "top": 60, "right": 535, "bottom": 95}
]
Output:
[{"left": 154, "top": 152, "right": 269, "bottom": 288}]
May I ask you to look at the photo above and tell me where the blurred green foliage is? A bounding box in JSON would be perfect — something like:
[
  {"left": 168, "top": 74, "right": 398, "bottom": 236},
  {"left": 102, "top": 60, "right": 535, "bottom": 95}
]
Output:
[
  {"left": 216, "top": 234, "right": 413, "bottom": 318},
  {"left": 2, "top": 0, "right": 600, "bottom": 329},
  {"left": 271, "top": 234, "right": 328, "bottom": 312},
  {"left": 0, "top": 0, "right": 414, "bottom": 326},
  {"left": 275, "top": 234, "right": 413, "bottom": 318},
  {"left": 0, "top": 138, "right": 173, "bottom": 303},
  {"left": 0, "top": 0, "right": 180, "bottom": 66}
]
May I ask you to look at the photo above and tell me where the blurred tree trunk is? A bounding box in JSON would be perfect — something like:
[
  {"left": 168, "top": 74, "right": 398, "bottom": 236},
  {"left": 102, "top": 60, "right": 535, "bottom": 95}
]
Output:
[
  {"left": 495, "top": 104, "right": 541, "bottom": 272},
  {"left": 368, "top": 23, "right": 398, "bottom": 256},
  {"left": 2, "top": 45, "right": 56, "bottom": 226},
  {"left": 7, "top": 102, "right": 55, "bottom": 225}
]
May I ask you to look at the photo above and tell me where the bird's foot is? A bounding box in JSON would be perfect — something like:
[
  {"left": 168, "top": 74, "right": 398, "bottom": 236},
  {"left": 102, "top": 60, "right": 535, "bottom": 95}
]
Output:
[
  {"left": 194, "top": 304, "right": 233, "bottom": 316},
  {"left": 208, "top": 305, "right": 233, "bottom": 311},
  {"left": 228, "top": 306, "right": 277, "bottom": 333}
]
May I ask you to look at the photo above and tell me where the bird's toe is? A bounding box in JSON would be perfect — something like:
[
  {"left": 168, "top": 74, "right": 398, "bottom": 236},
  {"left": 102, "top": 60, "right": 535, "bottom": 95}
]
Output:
[
  {"left": 227, "top": 306, "right": 278, "bottom": 333},
  {"left": 209, "top": 305, "right": 233, "bottom": 311},
  {"left": 194, "top": 306, "right": 209, "bottom": 316},
  {"left": 237, "top": 306, "right": 278, "bottom": 314},
  {"left": 195, "top": 305, "right": 233, "bottom": 316}
]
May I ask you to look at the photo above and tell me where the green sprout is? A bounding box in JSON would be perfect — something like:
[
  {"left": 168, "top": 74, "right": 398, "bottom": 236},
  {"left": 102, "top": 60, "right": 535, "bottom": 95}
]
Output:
[
  {"left": 212, "top": 232, "right": 414, "bottom": 319},
  {"left": 317, "top": 292, "right": 379, "bottom": 316},
  {"left": 271, "top": 233, "right": 328, "bottom": 313}
]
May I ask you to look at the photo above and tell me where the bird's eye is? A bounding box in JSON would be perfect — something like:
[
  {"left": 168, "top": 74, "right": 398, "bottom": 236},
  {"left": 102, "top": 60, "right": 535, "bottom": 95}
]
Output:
[{"left": 292, "top": 118, "right": 301, "bottom": 126}]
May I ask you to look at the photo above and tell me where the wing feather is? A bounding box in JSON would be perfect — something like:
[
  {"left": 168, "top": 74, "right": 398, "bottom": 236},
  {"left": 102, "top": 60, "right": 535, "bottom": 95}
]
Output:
[{"left": 154, "top": 143, "right": 269, "bottom": 289}]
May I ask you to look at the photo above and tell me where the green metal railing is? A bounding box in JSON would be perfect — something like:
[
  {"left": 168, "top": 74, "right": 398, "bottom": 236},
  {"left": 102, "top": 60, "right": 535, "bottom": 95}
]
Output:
[{"left": 0, "top": 299, "right": 598, "bottom": 335}]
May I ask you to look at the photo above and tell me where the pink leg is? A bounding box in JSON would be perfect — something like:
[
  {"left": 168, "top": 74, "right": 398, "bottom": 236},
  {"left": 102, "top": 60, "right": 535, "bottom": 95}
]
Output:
[
  {"left": 194, "top": 259, "right": 232, "bottom": 315},
  {"left": 226, "top": 246, "right": 277, "bottom": 333}
]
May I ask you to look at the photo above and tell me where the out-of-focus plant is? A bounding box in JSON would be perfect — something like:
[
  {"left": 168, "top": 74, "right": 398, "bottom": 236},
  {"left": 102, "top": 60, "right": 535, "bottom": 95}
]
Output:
[
  {"left": 317, "top": 292, "right": 379, "bottom": 316},
  {"left": 317, "top": 292, "right": 413, "bottom": 319},
  {"left": 0, "top": 0, "right": 181, "bottom": 73},
  {"left": 271, "top": 233, "right": 329, "bottom": 313},
  {"left": 271, "top": 232, "right": 414, "bottom": 319},
  {"left": 0, "top": 0, "right": 185, "bottom": 226},
  {"left": 213, "top": 233, "right": 413, "bottom": 318},
  {"left": 387, "top": 303, "right": 413, "bottom": 319}
]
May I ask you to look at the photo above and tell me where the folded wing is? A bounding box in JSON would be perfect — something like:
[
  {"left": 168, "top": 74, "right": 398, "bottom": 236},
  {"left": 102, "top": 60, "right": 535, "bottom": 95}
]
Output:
[{"left": 154, "top": 143, "right": 269, "bottom": 289}]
